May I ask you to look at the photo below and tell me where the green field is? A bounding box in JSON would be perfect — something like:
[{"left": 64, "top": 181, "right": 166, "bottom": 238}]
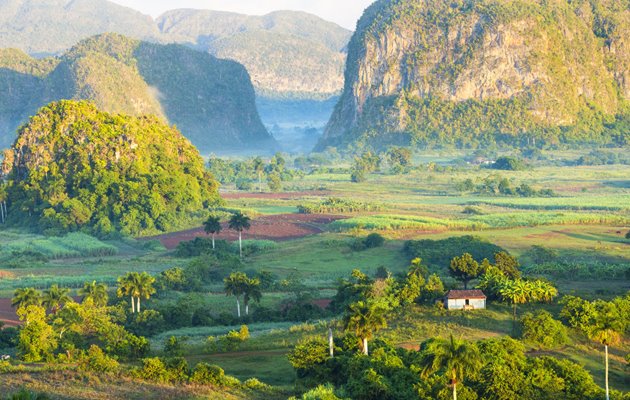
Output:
[{"left": 1, "top": 159, "right": 629, "bottom": 397}]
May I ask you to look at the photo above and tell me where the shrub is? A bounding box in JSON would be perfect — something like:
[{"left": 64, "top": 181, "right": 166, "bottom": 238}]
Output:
[
  {"left": 244, "top": 378, "right": 273, "bottom": 392},
  {"left": 135, "top": 357, "right": 170, "bottom": 383},
  {"left": 364, "top": 233, "right": 385, "bottom": 248},
  {"left": 520, "top": 311, "right": 568, "bottom": 348},
  {"left": 78, "top": 345, "right": 119, "bottom": 374},
  {"left": 190, "top": 363, "right": 239, "bottom": 386},
  {"left": 163, "top": 356, "right": 190, "bottom": 382},
  {"left": 490, "top": 156, "right": 526, "bottom": 170},
  {"left": 289, "top": 383, "right": 345, "bottom": 400},
  {"left": 626, "top": 230, "right": 630, "bottom": 240}
]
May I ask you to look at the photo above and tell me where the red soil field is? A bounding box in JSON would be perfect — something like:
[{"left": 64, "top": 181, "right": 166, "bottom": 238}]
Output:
[
  {"left": 0, "top": 298, "right": 19, "bottom": 327},
  {"left": 147, "top": 213, "right": 346, "bottom": 250}
]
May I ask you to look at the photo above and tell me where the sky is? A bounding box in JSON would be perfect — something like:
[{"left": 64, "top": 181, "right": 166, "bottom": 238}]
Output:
[{"left": 107, "top": 0, "right": 376, "bottom": 30}]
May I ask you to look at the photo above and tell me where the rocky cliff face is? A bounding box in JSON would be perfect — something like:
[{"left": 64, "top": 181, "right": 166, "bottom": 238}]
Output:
[
  {"left": 320, "top": 0, "right": 629, "bottom": 150},
  {"left": 0, "top": 34, "right": 276, "bottom": 152}
]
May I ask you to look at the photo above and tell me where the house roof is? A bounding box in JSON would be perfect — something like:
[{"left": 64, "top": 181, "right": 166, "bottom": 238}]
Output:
[{"left": 445, "top": 290, "right": 486, "bottom": 300}]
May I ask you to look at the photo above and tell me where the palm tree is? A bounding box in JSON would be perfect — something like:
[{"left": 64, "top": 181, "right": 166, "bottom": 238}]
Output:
[
  {"left": 343, "top": 300, "right": 388, "bottom": 355},
  {"left": 11, "top": 287, "right": 42, "bottom": 309},
  {"left": 42, "top": 285, "right": 73, "bottom": 314},
  {"left": 252, "top": 157, "right": 265, "bottom": 192},
  {"left": 243, "top": 277, "right": 262, "bottom": 316},
  {"left": 203, "top": 215, "right": 222, "bottom": 250},
  {"left": 228, "top": 211, "right": 251, "bottom": 259},
  {"left": 589, "top": 301, "right": 624, "bottom": 400},
  {"left": 224, "top": 272, "right": 248, "bottom": 317},
  {"left": 498, "top": 279, "right": 530, "bottom": 321},
  {"left": 117, "top": 272, "right": 141, "bottom": 313},
  {"left": 420, "top": 335, "right": 482, "bottom": 400},
  {"left": 135, "top": 272, "right": 156, "bottom": 313},
  {"left": 79, "top": 280, "right": 108, "bottom": 307}
]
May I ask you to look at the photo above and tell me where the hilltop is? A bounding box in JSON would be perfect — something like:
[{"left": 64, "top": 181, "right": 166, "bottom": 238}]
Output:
[
  {"left": 0, "top": 1, "right": 352, "bottom": 102},
  {"left": 0, "top": 100, "right": 221, "bottom": 235},
  {"left": 0, "top": 33, "right": 276, "bottom": 152},
  {"left": 0, "top": 0, "right": 159, "bottom": 56},
  {"left": 319, "top": 0, "right": 630, "bottom": 151}
]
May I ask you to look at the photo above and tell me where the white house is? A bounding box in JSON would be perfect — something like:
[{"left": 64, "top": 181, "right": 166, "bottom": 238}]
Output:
[{"left": 444, "top": 290, "right": 486, "bottom": 310}]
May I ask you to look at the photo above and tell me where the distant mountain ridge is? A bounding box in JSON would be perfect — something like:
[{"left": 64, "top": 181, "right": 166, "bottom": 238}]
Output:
[
  {"left": 0, "top": 33, "right": 275, "bottom": 152},
  {"left": 157, "top": 9, "right": 351, "bottom": 100},
  {"left": 319, "top": 0, "right": 629, "bottom": 150},
  {"left": 0, "top": 0, "right": 352, "bottom": 101}
]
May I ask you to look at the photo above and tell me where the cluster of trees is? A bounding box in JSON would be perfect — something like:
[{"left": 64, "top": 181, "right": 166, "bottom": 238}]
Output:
[
  {"left": 207, "top": 153, "right": 299, "bottom": 192},
  {"left": 290, "top": 334, "right": 621, "bottom": 400},
  {"left": 1, "top": 101, "right": 221, "bottom": 236},
  {"left": 455, "top": 174, "right": 555, "bottom": 197},
  {"left": 350, "top": 148, "right": 414, "bottom": 182}
]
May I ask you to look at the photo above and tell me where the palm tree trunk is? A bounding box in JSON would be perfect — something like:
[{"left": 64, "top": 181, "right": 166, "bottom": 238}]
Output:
[
  {"left": 329, "top": 328, "right": 335, "bottom": 357},
  {"left": 605, "top": 344, "right": 609, "bottom": 400},
  {"left": 137, "top": 297, "right": 141, "bottom": 313},
  {"left": 362, "top": 338, "right": 368, "bottom": 355},
  {"left": 453, "top": 382, "right": 457, "bottom": 400},
  {"left": 236, "top": 297, "right": 241, "bottom": 318},
  {"left": 238, "top": 231, "right": 242, "bottom": 259},
  {"left": 131, "top": 295, "right": 135, "bottom": 313},
  {"left": 245, "top": 303, "right": 249, "bottom": 315},
  {"left": 212, "top": 234, "right": 215, "bottom": 250}
]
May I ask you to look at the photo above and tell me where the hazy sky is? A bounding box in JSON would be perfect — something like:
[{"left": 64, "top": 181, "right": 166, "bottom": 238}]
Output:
[{"left": 108, "top": 0, "right": 376, "bottom": 30}]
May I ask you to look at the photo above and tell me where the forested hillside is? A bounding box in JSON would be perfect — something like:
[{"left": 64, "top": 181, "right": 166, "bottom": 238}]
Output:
[
  {"left": 0, "top": 33, "right": 276, "bottom": 152},
  {"left": 157, "top": 10, "right": 351, "bottom": 100},
  {"left": 319, "top": 0, "right": 630, "bottom": 151},
  {"left": 0, "top": 101, "right": 221, "bottom": 235},
  {"left": 0, "top": 0, "right": 160, "bottom": 55}
]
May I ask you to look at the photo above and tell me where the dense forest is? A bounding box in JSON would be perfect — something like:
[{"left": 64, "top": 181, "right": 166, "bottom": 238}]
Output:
[{"left": 0, "top": 100, "right": 221, "bottom": 236}]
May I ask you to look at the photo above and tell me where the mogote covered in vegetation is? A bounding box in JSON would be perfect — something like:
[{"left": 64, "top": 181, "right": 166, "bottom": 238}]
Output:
[{"left": 0, "top": 0, "right": 628, "bottom": 399}]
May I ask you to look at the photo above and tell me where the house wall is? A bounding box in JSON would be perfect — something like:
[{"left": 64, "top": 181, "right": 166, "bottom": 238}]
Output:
[{"left": 445, "top": 298, "right": 486, "bottom": 310}]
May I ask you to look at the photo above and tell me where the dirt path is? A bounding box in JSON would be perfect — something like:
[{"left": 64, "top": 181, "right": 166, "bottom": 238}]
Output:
[{"left": 147, "top": 213, "right": 346, "bottom": 250}]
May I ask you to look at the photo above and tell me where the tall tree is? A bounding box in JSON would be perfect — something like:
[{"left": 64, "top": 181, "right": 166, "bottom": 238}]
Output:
[
  {"left": 42, "top": 285, "right": 74, "bottom": 314},
  {"left": 589, "top": 300, "right": 625, "bottom": 400},
  {"left": 228, "top": 211, "right": 251, "bottom": 259},
  {"left": 224, "top": 272, "right": 249, "bottom": 318},
  {"left": 78, "top": 281, "right": 109, "bottom": 307},
  {"left": 498, "top": 279, "right": 530, "bottom": 322},
  {"left": 11, "top": 288, "right": 42, "bottom": 310},
  {"left": 243, "top": 277, "right": 262, "bottom": 316},
  {"left": 203, "top": 215, "right": 222, "bottom": 250},
  {"left": 420, "top": 335, "right": 482, "bottom": 400},
  {"left": 136, "top": 272, "right": 156, "bottom": 313},
  {"left": 252, "top": 157, "right": 265, "bottom": 192},
  {"left": 117, "top": 272, "right": 141, "bottom": 313},
  {"left": 343, "top": 300, "right": 388, "bottom": 355},
  {"left": 449, "top": 253, "right": 481, "bottom": 289}
]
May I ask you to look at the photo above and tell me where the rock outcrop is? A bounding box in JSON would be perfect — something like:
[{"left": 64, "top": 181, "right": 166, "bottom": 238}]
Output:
[{"left": 319, "top": 0, "right": 629, "bottom": 150}]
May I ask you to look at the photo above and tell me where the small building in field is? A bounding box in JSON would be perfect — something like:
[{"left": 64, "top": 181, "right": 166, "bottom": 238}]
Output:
[{"left": 444, "top": 290, "right": 486, "bottom": 310}]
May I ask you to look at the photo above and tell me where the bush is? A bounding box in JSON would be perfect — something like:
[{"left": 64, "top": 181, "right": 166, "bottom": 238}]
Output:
[
  {"left": 190, "top": 363, "right": 239, "bottom": 386},
  {"left": 626, "top": 230, "right": 630, "bottom": 240},
  {"left": 78, "top": 345, "right": 119, "bottom": 374},
  {"left": 163, "top": 356, "right": 190, "bottom": 382},
  {"left": 490, "top": 156, "right": 526, "bottom": 171},
  {"left": 463, "top": 206, "right": 484, "bottom": 215},
  {"left": 364, "top": 233, "right": 385, "bottom": 248},
  {"left": 135, "top": 357, "right": 170, "bottom": 383},
  {"left": 520, "top": 311, "right": 568, "bottom": 348}
]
